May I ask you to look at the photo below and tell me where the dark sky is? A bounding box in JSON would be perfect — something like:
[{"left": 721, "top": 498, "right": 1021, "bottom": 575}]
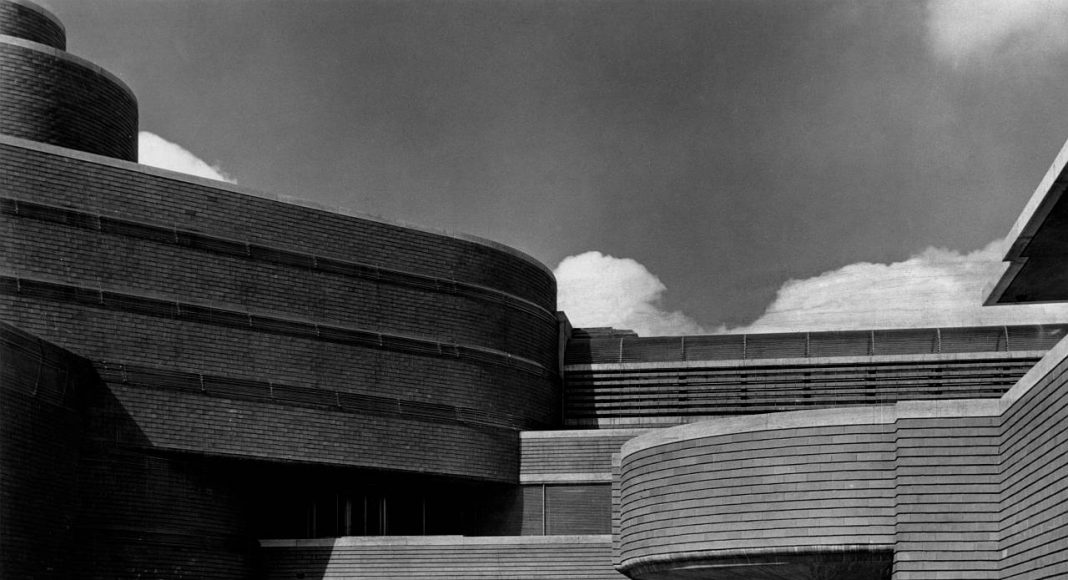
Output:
[{"left": 40, "top": 0, "right": 1068, "bottom": 330}]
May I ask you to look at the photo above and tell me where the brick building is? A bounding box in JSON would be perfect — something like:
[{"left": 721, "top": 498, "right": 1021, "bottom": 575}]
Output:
[{"left": 2, "top": 1, "right": 1066, "bottom": 578}]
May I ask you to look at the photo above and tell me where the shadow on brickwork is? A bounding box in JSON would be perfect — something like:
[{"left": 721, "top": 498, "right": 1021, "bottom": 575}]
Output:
[
  {"left": 625, "top": 550, "right": 893, "bottom": 580},
  {"left": 0, "top": 322, "right": 265, "bottom": 579},
  {"left": 0, "top": 322, "right": 89, "bottom": 578},
  {"left": 73, "top": 370, "right": 263, "bottom": 578}
]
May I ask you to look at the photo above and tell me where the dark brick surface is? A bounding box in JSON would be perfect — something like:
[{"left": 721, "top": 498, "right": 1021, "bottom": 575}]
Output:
[
  {"left": 74, "top": 449, "right": 255, "bottom": 579},
  {"left": 0, "top": 43, "right": 137, "bottom": 160},
  {"left": 0, "top": 0, "right": 65, "bottom": 49},
  {"left": 1, "top": 211, "right": 558, "bottom": 366},
  {"left": 0, "top": 143, "right": 555, "bottom": 308},
  {"left": 105, "top": 383, "right": 520, "bottom": 481},
  {"left": 0, "top": 141, "right": 560, "bottom": 483},
  {"left": 0, "top": 132, "right": 559, "bottom": 577},
  {"left": 0, "top": 298, "right": 556, "bottom": 426},
  {"left": 0, "top": 323, "right": 86, "bottom": 579}
]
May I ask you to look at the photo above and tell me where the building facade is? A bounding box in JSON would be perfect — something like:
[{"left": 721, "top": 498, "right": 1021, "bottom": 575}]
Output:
[{"left": 2, "top": 1, "right": 1066, "bottom": 578}]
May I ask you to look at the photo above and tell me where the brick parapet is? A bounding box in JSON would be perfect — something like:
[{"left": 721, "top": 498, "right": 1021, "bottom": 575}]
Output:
[
  {"left": 0, "top": 0, "right": 65, "bottom": 49},
  {"left": 0, "top": 38, "right": 137, "bottom": 160},
  {"left": 0, "top": 139, "right": 555, "bottom": 306}
]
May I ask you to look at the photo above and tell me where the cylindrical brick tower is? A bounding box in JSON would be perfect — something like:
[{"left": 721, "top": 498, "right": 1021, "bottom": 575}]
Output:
[{"left": 0, "top": 0, "right": 138, "bottom": 160}]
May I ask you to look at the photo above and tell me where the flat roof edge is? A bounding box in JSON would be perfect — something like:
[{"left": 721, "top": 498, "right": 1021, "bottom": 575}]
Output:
[{"left": 0, "top": 135, "right": 555, "bottom": 280}]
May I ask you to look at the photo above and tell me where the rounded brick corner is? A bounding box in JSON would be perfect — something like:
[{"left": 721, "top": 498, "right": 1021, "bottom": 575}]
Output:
[
  {"left": 0, "top": 0, "right": 65, "bottom": 49},
  {"left": 0, "top": 37, "right": 138, "bottom": 161}
]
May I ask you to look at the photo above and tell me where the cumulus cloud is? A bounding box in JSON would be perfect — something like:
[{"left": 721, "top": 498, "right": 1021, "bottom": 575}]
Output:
[
  {"left": 554, "top": 251, "right": 706, "bottom": 337},
  {"left": 926, "top": 0, "right": 1068, "bottom": 63},
  {"left": 138, "top": 131, "right": 236, "bottom": 183},
  {"left": 735, "top": 238, "right": 1068, "bottom": 334}
]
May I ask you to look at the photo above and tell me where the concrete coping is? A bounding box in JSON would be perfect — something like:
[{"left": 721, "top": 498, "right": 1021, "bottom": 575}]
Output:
[
  {"left": 983, "top": 134, "right": 1068, "bottom": 305},
  {"left": 620, "top": 398, "right": 1001, "bottom": 459},
  {"left": 564, "top": 349, "right": 1050, "bottom": 372},
  {"left": 0, "top": 35, "right": 135, "bottom": 105},
  {"left": 0, "top": 134, "right": 556, "bottom": 281},
  {"left": 259, "top": 534, "right": 613, "bottom": 548},
  {"left": 520, "top": 428, "right": 652, "bottom": 439},
  {"left": 519, "top": 473, "right": 614, "bottom": 484},
  {"left": 4, "top": 0, "right": 66, "bottom": 36},
  {"left": 1000, "top": 330, "right": 1068, "bottom": 411},
  {"left": 1001, "top": 134, "right": 1068, "bottom": 261}
]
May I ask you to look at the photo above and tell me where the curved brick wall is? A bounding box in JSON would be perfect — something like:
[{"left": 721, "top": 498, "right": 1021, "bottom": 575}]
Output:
[
  {"left": 0, "top": 38, "right": 137, "bottom": 160},
  {"left": 617, "top": 409, "right": 898, "bottom": 579},
  {"left": 617, "top": 399, "right": 1008, "bottom": 579},
  {"left": 0, "top": 138, "right": 560, "bottom": 483},
  {"left": 0, "top": 0, "right": 64, "bottom": 49},
  {"left": 1, "top": 210, "right": 556, "bottom": 367},
  {"left": 0, "top": 141, "right": 552, "bottom": 309},
  {"left": 615, "top": 339, "right": 1068, "bottom": 580}
]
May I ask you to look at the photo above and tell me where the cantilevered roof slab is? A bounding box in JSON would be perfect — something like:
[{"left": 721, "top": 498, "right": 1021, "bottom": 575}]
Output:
[{"left": 987, "top": 137, "right": 1068, "bottom": 305}]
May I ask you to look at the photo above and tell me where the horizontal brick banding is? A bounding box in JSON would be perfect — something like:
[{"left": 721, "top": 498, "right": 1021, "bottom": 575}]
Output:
[
  {"left": 0, "top": 40, "right": 136, "bottom": 160},
  {"left": 0, "top": 142, "right": 562, "bottom": 449},
  {"left": 0, "top": 296, "right": 558, "bottom": 427},
  {"left": 618, "top": 422, "right": 899, "bottom": 566},
  {"left": 0, "top": 197, "right": 551, "bottom": 322},
  {"left": 893, "top": 416, "right": 1002, "bottom": 578},
  {"left": 0, "top": 274, "right": 551, "bottom": 379},
  {"left": 613, "top": 362, "right": 1068, "bottom": 580},
  {"left": 96, "top": 360, "right": 533, "bottom": 431},
  {"left": 999, "top": 345, "right": 1068, "bottom": 579},
  {"left": 521, "top": 430, "right": 647, "bottom": 478},
  {"left": 0, "top": 142, "right": 555, "bottom": 310},
  {"left": 545, "top": 485, "right": 613, "bottom": 535},
  {"left": 1, "top": 196, "right": 558, "bottom": 364},
  {"left": 102, "top": 384, "right": 519, "bottom": 481},
  {"left": 0, "top": 0, "right": 65, "bottom": 49},
  {"left": 259, "top": 536, "right": 626, "bottom": 580}
]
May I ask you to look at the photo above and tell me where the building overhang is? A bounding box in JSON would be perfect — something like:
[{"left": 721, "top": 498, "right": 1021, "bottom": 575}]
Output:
[{"left": 986, "top": 137, "right": 1068, "bottom": 305}]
